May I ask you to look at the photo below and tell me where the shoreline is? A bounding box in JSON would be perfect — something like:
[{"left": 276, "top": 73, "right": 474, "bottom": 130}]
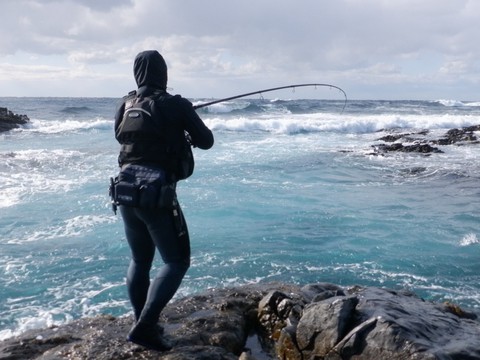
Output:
[{"left": 1, "top": 282, "right": 479, "bottom": 359}]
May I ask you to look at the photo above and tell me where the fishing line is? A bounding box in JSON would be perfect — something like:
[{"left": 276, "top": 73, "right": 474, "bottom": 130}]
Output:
[{"left": 193, "top": 83, "right": 348, "bottom": 112}]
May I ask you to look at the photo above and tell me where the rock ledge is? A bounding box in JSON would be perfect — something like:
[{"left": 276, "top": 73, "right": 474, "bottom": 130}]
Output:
[{"left": 1, "top": 282, "right": 479, "bottom": 360}]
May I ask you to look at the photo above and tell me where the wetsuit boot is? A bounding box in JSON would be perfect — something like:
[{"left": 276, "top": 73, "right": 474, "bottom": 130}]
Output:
[{"left": 127, "top": 322, "right": 172, "bottom": 351}]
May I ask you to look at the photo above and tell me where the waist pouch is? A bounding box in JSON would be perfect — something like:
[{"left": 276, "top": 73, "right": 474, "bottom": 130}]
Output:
[{"left": 110, "top": 164, "right": 176, "bottom": 209}]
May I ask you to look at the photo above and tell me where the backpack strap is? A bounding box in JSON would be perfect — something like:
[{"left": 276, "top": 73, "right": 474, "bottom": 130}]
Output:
[
  {"left": 123, "top": 90, "right": 137, "bottom": 111},
  {"left": 124, "top": 89, "right": 165, "bottom": 111}
]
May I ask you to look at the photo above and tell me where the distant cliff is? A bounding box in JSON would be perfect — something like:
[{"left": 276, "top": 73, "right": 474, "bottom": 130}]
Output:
[
  {"left": 0, "top": 107, "right": 29, "bottom": 132},
  {"left": 0, "top": 282, "right": 479, "bottom": 359}
]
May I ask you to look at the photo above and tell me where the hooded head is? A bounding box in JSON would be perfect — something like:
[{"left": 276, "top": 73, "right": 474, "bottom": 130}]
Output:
[{"left": 133, "top": 50, "right": 168, "bottom": 90}]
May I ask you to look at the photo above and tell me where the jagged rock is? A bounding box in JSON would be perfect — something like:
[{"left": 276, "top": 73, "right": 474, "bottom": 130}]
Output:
[
  {"left": 300, "top": 283, "right": 345, "bottom": 302},
  {"left": 372, "top": 142, "right": 443, "bottom": 154},
  {"left": 296, "top": 296, "right": 359, "bottom": 358},
  {"left": 371, "top": 124, "right": 480, "bottom": 155},
  {"left": 433, "top": 125, "right": 480, "bottom": 145},
  {"left": 262, "top": 285, "right": 480, "bottom": 360},
  {"left": 376, "top": 130, "right": 429, "bottom": 143},
  {"left": 0, "top": 107, "right": 29, "bottom": 132},
  {"left": 1, "top": 282, "right": 479, "bottom": 360}
]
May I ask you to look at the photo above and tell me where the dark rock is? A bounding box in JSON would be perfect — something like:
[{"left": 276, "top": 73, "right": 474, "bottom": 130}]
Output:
[
  {"left": 296, "top": 296, "right": 359, "bottom": 359},
  {"left": 433, "top": 126, "right": 480, "bottom": 145},
  {"left": 264, "top": 285, "right": 480, "bottom": 359},
  {"left": 1, "top": 282, "right": 479, "bottom": 360},
  {"left": 0, "top": 107, "right": 29, "bottom": 133},
  {"left": 371, "top": 124, "right": 480, "bottom": 155},
  {"left": 376, "top": 129, "right": 430, "bottom": 143},
  {"left": 300, "top": 283, "right": 345, "bottom": 303},
  {"left": 376, "top": 130, "right": 428, "bottom": 143},
  {"left": 376, "top": 134, "right": 404, "bottom": 142},
  {"left": 371, "top": 142, "right": 443, "bottom": 154}
]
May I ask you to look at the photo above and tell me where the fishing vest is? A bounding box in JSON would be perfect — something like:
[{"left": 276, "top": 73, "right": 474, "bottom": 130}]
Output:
[{"left": 115, "top": 91, "right": 194, "bottom": 181}]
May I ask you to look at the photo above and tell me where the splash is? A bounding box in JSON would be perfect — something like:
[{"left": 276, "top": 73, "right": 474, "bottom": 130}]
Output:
[
  {"left": 435, "top": 99, "right": 466, "bottom": 107},
  {"left": 459, "top": 233, "right": 479, "bottom": 246},
  {"left": 23, "top": 118, "right": 111, "bottom": 134}
]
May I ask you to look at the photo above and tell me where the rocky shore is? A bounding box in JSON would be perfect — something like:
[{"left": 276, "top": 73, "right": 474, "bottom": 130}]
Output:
[
  {"left": 1, "top": 282, "right": 479, "bottom": 360},
  {"left": 0, "top": 107, "right": 29, "bottom": 133}
]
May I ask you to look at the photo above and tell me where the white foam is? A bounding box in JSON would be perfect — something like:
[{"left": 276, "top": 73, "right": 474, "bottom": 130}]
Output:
[
  {"left": 194, "top": 100, "right": 250, "bottom": 114},
  {"left": 5, "top": 148, "right": 84, "bottom": 161},
  {"left": 0, "top": 308, "right": 74, "bottom": 341},
  {"left": 0, "top": 172, "right": 78, "bottom": 209},
  {"left": 435, "top": 99, "right": 466, "bottom": 107},
  {"left": 0, "top": 188, "right": 21, "bottom": 208},
  {"left": 459, "top": 233, "right": 479, "bottom": 246},
  {"left": 464, "top": 101, "right": 480, "bottom": 107},
  {"left": 0, "top": 149, "right": 90, "bottom": 208},
  {"left": 23, "top": 118, "right": 111, "bottom": 134},
  {"left": 204, "top": 112, "right": 480, "bottom": 135},
  {"left": 0, "top": 277, "right": 126, "bottom": 341},
  {"left": 6, "top": 215, "right": 116, "bottom": 244}
]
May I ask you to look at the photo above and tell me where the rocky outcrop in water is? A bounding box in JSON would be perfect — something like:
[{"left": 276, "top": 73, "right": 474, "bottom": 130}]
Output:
[
  {"left": 0, "top": 107, "right": 29, "bottom": 133},
  {"left": 371, "top": 124, "right": 480, "bottom": 155},
  {"left": 433, "top": 125, "right": 480, "bottom": 145},
  {"left": 1, "top": 282, "right": 479, "bottom": 360}
]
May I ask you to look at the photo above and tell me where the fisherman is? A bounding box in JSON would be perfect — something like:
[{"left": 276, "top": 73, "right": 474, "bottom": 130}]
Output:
[{"left": 113, "top": 50, "right": 214, "bottom": 351}]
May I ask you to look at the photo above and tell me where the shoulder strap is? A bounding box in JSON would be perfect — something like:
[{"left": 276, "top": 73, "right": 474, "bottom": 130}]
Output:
[
  {"left": 124, "top": 90, "right": 137, "bottom": 111},
  {"left": 124, "top": 89, "right": 165, "bottom": 112}
]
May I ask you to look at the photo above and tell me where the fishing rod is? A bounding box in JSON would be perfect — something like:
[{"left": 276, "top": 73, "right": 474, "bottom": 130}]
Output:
[{"left": 192, "top": 83, "right": 348, "bottom": 112}]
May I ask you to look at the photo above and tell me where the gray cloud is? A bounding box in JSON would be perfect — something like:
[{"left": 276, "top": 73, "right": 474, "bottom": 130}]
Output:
[{"left": 1, "top": 0, "right": 479, "bottom": 99}]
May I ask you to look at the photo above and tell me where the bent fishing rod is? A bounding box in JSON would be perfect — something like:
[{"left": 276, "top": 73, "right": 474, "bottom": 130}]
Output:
[{"left": 192, "top": 83, "right": 348, "bottom": 112}]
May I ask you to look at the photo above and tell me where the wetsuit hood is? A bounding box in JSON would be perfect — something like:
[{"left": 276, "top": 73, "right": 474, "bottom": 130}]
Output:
[{"left": 133, "top": 50, "right": 168, "bottom": 91}]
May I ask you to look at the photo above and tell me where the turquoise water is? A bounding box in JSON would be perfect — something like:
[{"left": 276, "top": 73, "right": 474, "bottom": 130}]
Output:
[{"left": 0, "top": 96, "right": 479, "bottom": 339}]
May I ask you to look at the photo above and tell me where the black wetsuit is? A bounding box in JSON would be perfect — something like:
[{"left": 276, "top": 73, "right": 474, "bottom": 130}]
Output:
[{"left": 114, "top": 50, "right": 214, "bottom": 326}]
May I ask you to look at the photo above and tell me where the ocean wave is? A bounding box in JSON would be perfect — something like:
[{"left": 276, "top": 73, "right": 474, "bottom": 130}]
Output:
[
  {"left": 434, "top": 99, "right": 466, "bottom": 107},
  {"left": 59, "top": 106, "right": 93, "bottom": 114},
  {"left": 197, "top": 99, "right": 348, "bottom": 116},
  {"left": 22, "top": 118, "right": 111, "bottom": 134},
  {"left": 204, "top": 112, "right": 480, "bottom": 135},
  {"left": 465, "top": 102, "right": 480, "bottom": 107},
  {"left": 196, "top": 100, "right": 291, "bottom": 116},
  {"left": 194, "top": 100, "right": 251, "bottom": 114},
  {"left": 434, "top": 99, "right": 480, "bottom": 107}
]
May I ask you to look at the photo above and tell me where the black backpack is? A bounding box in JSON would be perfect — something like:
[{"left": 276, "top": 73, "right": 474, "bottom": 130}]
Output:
[{"left": 116, "top": 91, "right": 194, "bottom": 181}]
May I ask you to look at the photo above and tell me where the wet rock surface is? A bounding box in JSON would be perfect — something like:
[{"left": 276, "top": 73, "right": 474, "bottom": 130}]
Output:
[
  {"left": 370, "top": 124, "right": 480, "bottom": 155},
  {"left": 1, "top": 282, "right": 479, "bottom": 360},
  {"left": 262, "top": 285, "right": 480, "bottom": 360},
  {"left": 0, "top": 107, "right": 29, "bottom": 133}
]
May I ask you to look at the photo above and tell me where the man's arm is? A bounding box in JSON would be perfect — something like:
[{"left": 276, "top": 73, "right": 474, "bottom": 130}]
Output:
[{"left": 180, "top": 98, "right": 214, "bottom": 150}]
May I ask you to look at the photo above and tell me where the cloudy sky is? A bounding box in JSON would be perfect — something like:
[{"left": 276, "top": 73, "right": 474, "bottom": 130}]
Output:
[{"left": 1, "top": 0, "right": 479, "bottom": 100}]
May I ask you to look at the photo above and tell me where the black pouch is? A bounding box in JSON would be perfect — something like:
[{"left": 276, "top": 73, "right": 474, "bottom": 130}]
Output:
[
  {"left": 156, "top": 183, "right": 176, "bottom": 208},
  {"left": 115, "top": 181, "right": 139, "bottom": 207},
  {"left": 112, "top": 164, "right": 176, "bottom": 210},
  {"left": 137, "top": 183, "right": 176, "bottom": 209},
  {"left": 138, "top": 183, "right": 159, "bottom": 209}
]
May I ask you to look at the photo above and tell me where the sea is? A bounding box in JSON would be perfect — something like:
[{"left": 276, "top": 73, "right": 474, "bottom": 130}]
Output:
[{"left": 1, "top": 90, "right": 479, "bottom": 340}]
